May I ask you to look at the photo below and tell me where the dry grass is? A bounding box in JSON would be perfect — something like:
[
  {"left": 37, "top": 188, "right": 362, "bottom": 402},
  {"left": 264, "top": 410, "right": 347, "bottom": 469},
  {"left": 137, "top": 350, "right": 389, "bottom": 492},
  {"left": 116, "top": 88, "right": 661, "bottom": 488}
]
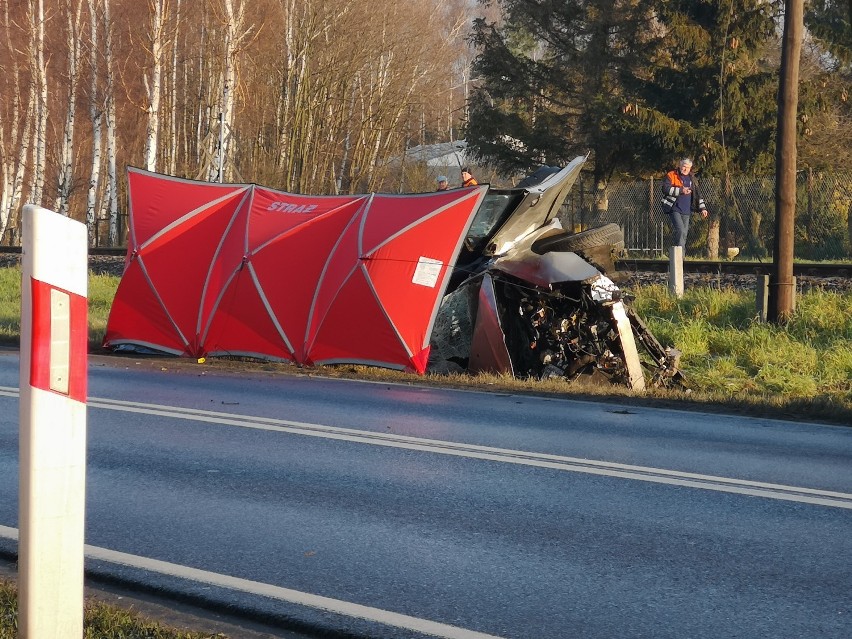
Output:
[{"left": 0, "top": 579, "right": 222, "bottom": 639}]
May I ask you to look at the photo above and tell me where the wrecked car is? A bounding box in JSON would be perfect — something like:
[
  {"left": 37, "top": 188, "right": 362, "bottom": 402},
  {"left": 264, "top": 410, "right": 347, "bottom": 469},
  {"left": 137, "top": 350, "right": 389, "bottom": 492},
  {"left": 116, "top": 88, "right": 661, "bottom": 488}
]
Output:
[{"left": 429, "top": 156, "right": 684, "bottom": 390}]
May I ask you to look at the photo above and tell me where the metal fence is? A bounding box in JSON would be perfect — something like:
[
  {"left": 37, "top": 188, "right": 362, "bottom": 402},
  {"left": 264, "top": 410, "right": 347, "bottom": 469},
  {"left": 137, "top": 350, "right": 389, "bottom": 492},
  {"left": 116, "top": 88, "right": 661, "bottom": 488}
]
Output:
[{"left": 558, "top": 170, "right": 852, "bottom": 262}]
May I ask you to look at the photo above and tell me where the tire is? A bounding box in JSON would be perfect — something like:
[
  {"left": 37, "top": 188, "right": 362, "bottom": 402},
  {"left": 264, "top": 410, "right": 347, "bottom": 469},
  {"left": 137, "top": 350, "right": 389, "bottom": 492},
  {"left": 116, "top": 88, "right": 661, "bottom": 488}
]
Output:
[{"left": 531, "top": 223, "right": 624, "bottom": 255}]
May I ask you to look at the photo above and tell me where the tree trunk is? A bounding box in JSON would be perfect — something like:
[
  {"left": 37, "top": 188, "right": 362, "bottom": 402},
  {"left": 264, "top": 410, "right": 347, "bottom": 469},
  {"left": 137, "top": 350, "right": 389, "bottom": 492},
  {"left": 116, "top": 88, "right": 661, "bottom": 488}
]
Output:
[
  {"left": 165, "top": 0, "right": 181, "bottom": 175},
  {"left": 594, "top": 178, "right": 609, "bottom": 225},
  {"left": 209, "top": 0, "right": 252, "bottom": 183},
  {"left": 0, "top": 0, "right": 34, "bottom": 242},
  {"left": 57, "top": 0, "right": 84, "bottom": 217},
  {"left": 5, "top": 93, "right": 36, "bottom": 244},
  {"left": 28, "top": 0, "right": 48, "bottom": 207},
  {"left": 104, "top": 0, "right": 119, "bottom": 245},
  {"left": 87, "top": 0, "right": 103, "bottom": 244},
  {"left": 751, "top": 211, "right": 763, "bottom": 254},
  {"left": 143, "top": 0, "right": 167, "bottom": 172},
  {"left": 847, "top": 202, "right": 852, "bottom": 252},
  {"left": 706, "top": 217, "right": 720, "bottom": 259}
]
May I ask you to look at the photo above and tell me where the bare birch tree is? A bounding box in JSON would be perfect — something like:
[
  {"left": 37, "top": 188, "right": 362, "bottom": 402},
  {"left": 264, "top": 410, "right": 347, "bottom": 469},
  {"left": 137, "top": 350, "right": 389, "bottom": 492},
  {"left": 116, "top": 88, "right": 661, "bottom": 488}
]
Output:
[
  {"left": 0, "top": 0, "right": 36, "bottom": 242},
  {"left": 275, "top": 0, "right": 305, "bottom": 185},
  {"left": 206, "top": 0, "right": 255, "bottom": 182},
  {"left": 194, "top": 10, "right": 225, "bottom": 180},
  {"left": 27, "top": 0, "right": 49, "bottom": 208},
  {"left": 104, "top": 0, "right": 119, "bottom": 244},
  {"left": 87, "top": 0, "right": 103, "bottom": 243},
  {"left": 164, "top": 0, "right": 181, "bottom": 175},
  {"left": 143, "top": 0, "right": 169, "bottom": 171},
  {"left": 0, "top": 0, "right": 487, "bottom": 247},
  {"left": 56, "top": 0, "right": 85, "bottom": 216}
]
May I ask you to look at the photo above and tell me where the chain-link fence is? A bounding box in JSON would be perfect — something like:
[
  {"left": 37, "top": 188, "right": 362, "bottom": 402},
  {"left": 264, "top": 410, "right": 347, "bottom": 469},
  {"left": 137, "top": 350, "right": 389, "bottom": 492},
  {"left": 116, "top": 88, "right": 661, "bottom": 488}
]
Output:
[{"left": 558, "top": 170, "right": 852, "bottom": 262}]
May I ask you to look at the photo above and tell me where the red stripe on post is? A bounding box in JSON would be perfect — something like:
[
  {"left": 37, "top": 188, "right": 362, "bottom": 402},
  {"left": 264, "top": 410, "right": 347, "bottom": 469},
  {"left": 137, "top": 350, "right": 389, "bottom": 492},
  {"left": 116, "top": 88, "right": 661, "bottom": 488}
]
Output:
[{"left": 29, "top": 278, "right": 88, "bottom": 403}]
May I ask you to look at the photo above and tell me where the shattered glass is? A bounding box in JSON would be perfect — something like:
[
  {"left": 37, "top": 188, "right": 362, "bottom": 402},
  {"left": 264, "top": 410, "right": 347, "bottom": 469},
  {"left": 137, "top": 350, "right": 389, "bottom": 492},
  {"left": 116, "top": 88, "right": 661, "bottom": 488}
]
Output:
[{"left": 428, "top": 281, "right": 479, "bottom": 374}]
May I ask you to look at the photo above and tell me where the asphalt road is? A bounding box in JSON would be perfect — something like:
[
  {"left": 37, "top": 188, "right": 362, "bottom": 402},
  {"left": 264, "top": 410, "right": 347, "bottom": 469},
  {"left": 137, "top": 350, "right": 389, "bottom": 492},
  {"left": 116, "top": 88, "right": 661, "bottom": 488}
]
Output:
[{"left": 1, "top": 351, "right": 851, "bottom": 638}]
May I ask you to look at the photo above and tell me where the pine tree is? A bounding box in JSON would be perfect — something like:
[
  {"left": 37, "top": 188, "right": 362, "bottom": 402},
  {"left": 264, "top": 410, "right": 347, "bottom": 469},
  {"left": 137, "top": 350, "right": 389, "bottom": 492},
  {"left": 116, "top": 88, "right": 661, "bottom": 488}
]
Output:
[
  {"left": 806, "top": 0, "right": 852, "bottom": 66},
  {"left": 466, "top": 1, "right": 784, "bottom": 177},
  {"left": 647, "top": 0, "right": 779, "bottom": 176},
  {"left": 800, "top": 0, "right": 852, "bottom": 169},
  {"left": 466, "top": 0, "right": 667, "bottom": 187}
]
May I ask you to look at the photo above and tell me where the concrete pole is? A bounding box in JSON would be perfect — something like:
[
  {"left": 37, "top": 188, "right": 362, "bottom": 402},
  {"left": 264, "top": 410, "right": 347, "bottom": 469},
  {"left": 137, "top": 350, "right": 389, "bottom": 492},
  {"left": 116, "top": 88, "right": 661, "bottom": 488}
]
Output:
[
  {"left": 19, "top": 205, "right": 88, "bottom": 638},
  {"left": 668, "top": 246, "right": 684, "bottom": 298},
  {"left": 756, "top": 275, "right": 770, "bottom": 322}
]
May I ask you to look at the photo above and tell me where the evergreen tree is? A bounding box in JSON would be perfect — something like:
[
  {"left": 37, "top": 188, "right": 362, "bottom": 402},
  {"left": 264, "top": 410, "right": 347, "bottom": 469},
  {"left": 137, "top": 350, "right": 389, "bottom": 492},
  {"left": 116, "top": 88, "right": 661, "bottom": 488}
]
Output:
[
  {"left": 466, "top": 0, "right": 781, "bottom": 179},
  {"left": 466, "top": 0, "right": 666, "bottom": 187},
  {"left": 800, "top": 0, "right": 852, "bottom": 169},
  {"left": 801, "top": 0, "right": 852, "bottom": 254},
  {"left": 645, "top": 0, "right": 779, "bottom": 175},
  {"left": 806, "top": 0, "right": 852, "bottom": 66}
]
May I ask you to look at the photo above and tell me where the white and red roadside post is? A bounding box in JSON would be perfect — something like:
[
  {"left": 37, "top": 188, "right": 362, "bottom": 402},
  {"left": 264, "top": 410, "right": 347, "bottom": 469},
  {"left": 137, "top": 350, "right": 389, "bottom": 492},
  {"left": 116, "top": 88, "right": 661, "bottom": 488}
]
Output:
[{"left": 19, "top": 204, "right": 88, "bottom": 638}]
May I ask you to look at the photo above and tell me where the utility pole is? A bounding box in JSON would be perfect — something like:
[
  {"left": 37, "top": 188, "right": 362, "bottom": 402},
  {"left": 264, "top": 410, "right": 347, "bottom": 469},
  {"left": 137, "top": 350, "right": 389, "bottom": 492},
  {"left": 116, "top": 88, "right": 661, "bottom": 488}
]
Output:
[{"left": 769, "top": 0, "right": 803, "bottom": 324}]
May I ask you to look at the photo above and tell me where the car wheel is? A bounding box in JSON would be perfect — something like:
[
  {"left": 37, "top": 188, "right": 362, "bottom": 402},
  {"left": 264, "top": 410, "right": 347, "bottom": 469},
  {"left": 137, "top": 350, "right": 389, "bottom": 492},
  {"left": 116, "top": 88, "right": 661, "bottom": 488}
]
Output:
[{"left": 530, "top": 223, "right": 624, "bottom": 255}]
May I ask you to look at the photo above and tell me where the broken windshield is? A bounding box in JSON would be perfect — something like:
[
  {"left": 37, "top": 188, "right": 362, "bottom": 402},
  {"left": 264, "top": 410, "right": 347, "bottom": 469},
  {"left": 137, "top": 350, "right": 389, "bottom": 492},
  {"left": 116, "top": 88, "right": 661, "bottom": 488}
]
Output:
[{"left": 464, "top": 191, "right": 523, "bottom": 254}]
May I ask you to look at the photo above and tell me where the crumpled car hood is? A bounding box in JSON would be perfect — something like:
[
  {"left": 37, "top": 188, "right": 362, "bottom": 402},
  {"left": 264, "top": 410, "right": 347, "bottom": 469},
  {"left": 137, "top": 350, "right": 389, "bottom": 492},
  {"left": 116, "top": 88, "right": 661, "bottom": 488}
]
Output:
[{"left": 488, "top": 155, "right": 587, "bottom": 256}]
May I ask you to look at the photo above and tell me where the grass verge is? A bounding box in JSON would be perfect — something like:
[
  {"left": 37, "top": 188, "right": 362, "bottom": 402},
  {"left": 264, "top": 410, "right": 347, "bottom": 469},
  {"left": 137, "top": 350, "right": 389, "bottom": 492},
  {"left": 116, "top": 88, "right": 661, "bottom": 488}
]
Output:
[
  {"left": 1, "top": 266, "right": 850, "bottom": 425},
  {"left": 0, "top": 578, "right": 222, "bottom": 639}
]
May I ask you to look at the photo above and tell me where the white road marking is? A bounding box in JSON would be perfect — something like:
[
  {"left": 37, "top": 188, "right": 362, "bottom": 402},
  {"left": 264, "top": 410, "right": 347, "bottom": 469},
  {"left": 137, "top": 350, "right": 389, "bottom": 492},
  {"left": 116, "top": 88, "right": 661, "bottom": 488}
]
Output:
[
  {"left": 2, "top": 386, "right": 851, "bottom": 510},
  {"left": 0, "top": 525, "right": 503, "bottom": 639}
]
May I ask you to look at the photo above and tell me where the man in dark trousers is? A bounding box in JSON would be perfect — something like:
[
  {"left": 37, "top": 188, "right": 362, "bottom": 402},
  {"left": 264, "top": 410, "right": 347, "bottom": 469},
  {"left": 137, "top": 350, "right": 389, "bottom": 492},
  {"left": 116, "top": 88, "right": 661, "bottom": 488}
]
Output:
[{"left": 661, "top": 158, "right": 709, "bottom": 248}]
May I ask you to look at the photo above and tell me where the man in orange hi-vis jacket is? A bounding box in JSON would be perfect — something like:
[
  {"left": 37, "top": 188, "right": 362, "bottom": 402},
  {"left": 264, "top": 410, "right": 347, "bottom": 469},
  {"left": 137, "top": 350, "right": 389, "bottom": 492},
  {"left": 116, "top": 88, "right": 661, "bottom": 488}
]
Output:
[{"left": 661, "top": 158, "right": 709, "bottom": 248}]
